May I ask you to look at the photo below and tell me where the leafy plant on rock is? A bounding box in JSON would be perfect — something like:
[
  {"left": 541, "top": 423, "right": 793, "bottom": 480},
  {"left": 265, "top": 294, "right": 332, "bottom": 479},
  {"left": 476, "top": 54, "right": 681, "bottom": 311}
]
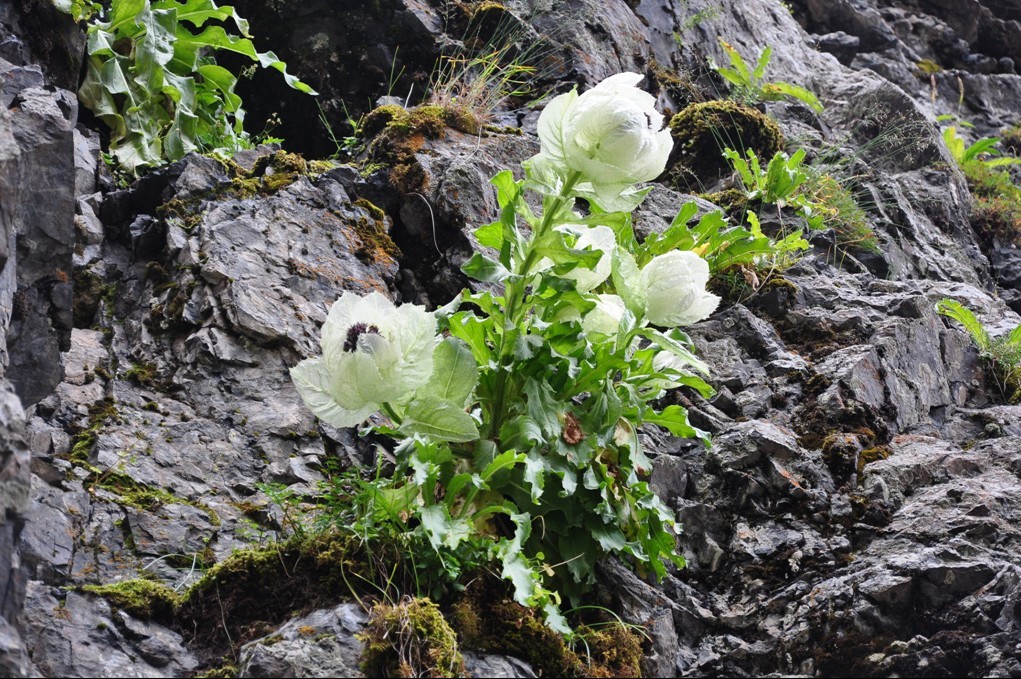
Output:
[
  {"left": 939, "top": 117, "right": 1021, "bottom": 245},
  {"left": 937, "top": 298, "right": 1021, "bottom": 402},
  {"left": 723, "top": 146, "right": 876, "bottom": 254},
  {"left": 67, "top": 0, "right": 316, "bottom": 176},
  {"left": 711, "top": 38, "right": 823, "bottom": 112},
  {"left": 290, "top": 73, "right": 720, "bottom": 631}
]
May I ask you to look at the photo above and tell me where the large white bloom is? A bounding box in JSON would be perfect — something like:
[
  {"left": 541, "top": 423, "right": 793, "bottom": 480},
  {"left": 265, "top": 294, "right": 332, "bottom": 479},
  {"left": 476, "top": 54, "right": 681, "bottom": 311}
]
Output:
[
  {"left": 582, "top": 294, "right": 628, "bottom": 336},
  {"left": 535, "top": 72, "right": 673, "bottom": 209},
  {"left": 640, "top": 250, "right": 720, "bottom": 327},
  {"left": 290, "top": 291, "right": 439, "bottom": 428}
]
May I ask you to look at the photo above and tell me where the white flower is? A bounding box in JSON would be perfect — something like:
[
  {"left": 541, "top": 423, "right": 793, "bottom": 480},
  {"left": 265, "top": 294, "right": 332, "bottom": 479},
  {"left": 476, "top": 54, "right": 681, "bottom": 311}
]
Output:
[
  {"left": 640, "top": 250, "right": 720, "bottom": 327},
  {"left": 582, "top": 294, "right": 628, "bottom": 336},
  {"left": 539, "top": 225, "right": 616, "bottom": 291},
  {"left": 290, "top": 291, "right": 439, "bottom": 427},
  {"left": 535, "top": 72, "right": 673, "bottom": 209},
  {"left": 565, "top": 226, "right": 615, "bottom": 291}
]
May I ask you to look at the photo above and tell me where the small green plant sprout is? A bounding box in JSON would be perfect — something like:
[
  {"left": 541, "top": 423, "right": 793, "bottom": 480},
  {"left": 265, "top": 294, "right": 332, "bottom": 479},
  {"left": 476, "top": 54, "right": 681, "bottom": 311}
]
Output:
[
  {"left": 722, "top": 145, "right": 878, "bottom": 252},
  {"left": 292, "top": 73, "right": 718, "bottom": 632},
  {"left": 938, "top": 116, "right": 1021, "bottom": 243},
  {"left": 711, "top": 38, "right": 823, "bottom": 112},
  {"left": 70, "top": 0, "right": 316, "bottom": 176},
  {"left": 940, "top": 121, "right": 1021, "bottom": 170},
  {"left": 724, "top": 146, "right": 811, "bottom": 208},
  {"left": 937, "top": 298, "right": 1021, "bottom": 402}
]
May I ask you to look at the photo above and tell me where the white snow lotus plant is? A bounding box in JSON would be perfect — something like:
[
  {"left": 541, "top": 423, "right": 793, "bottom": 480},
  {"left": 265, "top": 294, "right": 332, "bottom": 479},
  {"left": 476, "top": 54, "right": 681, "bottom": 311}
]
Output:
[{"left": 291, "top": 73, "right": 720, "bottom": 631}]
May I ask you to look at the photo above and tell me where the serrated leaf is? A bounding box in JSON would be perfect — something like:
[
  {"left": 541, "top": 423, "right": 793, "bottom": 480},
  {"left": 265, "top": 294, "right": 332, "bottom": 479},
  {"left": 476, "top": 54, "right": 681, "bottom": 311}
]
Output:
[
  {"left": 936, "top": 298, "right": 990, "bottom": 351},
  {"left": 399, "top": 397, "right": 479, "bottom": 442},
  {"left": 643, "top": 404, "right": 707, "bottom": 441},
  {"left": 420, "top": 504, "right": 473, "bottom": 551},
  {"left": 500, "top": 415, "right": 545, "bottom": 451},
  {"left": 523, "top": 453, "right": 545, "bottom": 503}
]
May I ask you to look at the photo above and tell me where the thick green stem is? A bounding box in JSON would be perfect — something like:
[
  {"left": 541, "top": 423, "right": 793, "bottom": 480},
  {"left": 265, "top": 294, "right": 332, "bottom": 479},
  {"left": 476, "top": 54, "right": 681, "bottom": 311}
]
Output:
[
  {"left": 487, "top": 172, "right": 582, "bottom": 439},
  {"left": 381, "top": 402, "right": 402, "bottom": 425}
]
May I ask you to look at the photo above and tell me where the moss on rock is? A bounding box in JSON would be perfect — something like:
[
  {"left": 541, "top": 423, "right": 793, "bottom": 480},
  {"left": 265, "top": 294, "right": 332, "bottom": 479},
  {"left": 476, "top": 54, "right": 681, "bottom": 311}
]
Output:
[
  {"left": 668, "top": 100, "right": 784, "bottom": 192},
  {"left": 81, "top": 578, "right": 181, "bottom": 620},
  {"left": 360, "top": 598, "right": 465, "bottom": 678},
  {"left": 449, "top": 576, "right": 645, "bottom": 677}
]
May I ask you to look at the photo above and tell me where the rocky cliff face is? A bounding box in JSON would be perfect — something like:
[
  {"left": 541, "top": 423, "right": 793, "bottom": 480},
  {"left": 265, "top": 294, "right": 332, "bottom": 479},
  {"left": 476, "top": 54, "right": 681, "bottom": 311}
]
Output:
[{"left": 5, "top": 0, "right": 1021, "bottom": 676}]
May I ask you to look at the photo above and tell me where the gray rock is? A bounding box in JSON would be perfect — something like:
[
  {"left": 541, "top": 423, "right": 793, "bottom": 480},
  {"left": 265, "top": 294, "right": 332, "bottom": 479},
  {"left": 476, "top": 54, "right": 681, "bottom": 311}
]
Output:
[
  {"left": 237, "top": 603, "right": 538, "bottom": 678},
  {"left": 463, "top": 652, "right": 536, "bottom": 678},
  {"left": 1, "top": 86, "right": 77, "bottom": 405},
  {"left": 238, "top": 603, "right": 367, "bottom": 678},
  {"left": 22, "top": 585, "right": 198, "bottom": 678}
]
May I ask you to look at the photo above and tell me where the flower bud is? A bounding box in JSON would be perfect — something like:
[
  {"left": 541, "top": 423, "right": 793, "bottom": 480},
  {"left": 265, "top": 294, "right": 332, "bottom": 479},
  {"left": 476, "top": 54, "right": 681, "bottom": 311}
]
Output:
[{"left": 640, "top": 251, "right": 720, "bottom": 327}]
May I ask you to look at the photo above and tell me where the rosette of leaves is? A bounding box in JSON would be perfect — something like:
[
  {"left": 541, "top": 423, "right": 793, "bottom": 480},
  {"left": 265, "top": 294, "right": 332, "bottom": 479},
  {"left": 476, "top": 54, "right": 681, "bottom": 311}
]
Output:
[
  {"left": 76, "top": 0, "right": 316, "bottom": 175},
  {"left": 712, "top": 38, "right": 823, "bottom": 112}
]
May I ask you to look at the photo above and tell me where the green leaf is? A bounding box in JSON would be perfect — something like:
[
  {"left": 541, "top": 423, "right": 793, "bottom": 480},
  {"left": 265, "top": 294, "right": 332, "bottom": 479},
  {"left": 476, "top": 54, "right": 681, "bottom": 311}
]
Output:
[
  {"left": 611, "top": 248, "right": 646, "bottom": 318},
  {"left": 474, "top": 220, "right": 504, "bottom": 249},
  {"left": 480, "top": 449, "right": 524, "bottom": 482},
  {"left": 643, "top": 404, "right": 706, "bottom": 441},
  {"left": 936, "top": 298, "right": 991, "bottom": 351},
  {"left": 462, "top": 252, "right": 513, "bottom": 283},
  {"left": 500, "top": 415, "right": 545, "bottom": 452},
  {"left": 523, "top": 378, "right": 561, "bottom": 438},
  {"left": 420, "top": 504, "right": 473, "bottom": 550},
  {"left": 429, "top": 337, "right": 479, "bottom": 407},
  {"left": 111, "top": 0, "right": 147, "bottom": 29},
  {"left": 399, "top": 397, "right": 480, "bottom": 442},
  {"left": 588, "top": 521, "right": 627, "bottom": 551},
  {"left": 752, "top": 45, "right": 772, "bottom": 81},
  {"left": 523, "top": 453, "right": 545, "bottom": 503},
  {"left": 761, "top": 82, "right": 823, "bottom": 112}
]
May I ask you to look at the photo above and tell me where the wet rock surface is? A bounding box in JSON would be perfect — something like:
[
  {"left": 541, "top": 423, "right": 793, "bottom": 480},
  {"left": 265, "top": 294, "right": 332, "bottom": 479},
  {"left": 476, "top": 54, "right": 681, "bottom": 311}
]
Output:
[{"left": 6, "top": 0, "right": 1021, "bottom": 676}]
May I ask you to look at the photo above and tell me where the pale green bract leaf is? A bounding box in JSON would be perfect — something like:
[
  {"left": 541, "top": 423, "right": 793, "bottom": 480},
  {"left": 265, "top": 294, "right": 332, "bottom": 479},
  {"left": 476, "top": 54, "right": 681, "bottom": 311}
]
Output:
[
  {"left": 289, "top": 357, "right": 375, "bottom": 428},
  {"left": 611, "top": 248, "right": 646, "bottom": 318},
  {"left": 427, "top": 337, "right": 479, "bottom": 407},
  {"left": 399, "top": 397, "right": 480, "bottom": 442}
]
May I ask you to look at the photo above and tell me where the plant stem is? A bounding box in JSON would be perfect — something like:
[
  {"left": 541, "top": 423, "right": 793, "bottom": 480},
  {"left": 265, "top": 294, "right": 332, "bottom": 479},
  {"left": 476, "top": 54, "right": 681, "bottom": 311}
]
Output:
[
  {"left": 487, "top": 171, "right": 582, "bottom": 439},
  {"left": 381, "top": 402, "right": 402, "bottom": 425}
]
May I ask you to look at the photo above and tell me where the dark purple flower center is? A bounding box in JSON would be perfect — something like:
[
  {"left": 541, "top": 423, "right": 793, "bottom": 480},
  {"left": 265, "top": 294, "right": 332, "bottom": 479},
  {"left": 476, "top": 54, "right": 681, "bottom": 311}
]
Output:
[{"left": 344, "top": 323, "right": 380, "bottom": 352}]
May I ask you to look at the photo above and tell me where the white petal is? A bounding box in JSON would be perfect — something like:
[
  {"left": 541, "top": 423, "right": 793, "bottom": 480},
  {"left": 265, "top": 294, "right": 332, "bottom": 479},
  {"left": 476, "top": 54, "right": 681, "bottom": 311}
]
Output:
[
  {"left": 290, "top": 357, "right": 376, "bottom": 428},
  {"left": 593, "top": 72, "right": 645, "bottom": 91},
  {"left": 582, "top": 294, "right": 627, "bottom": 336},
  {"left": 565, "top": 225, "right": 616, "bottom": 292},
  {"left": 537, "top": 90, "right": 576, "bottom": 163}
]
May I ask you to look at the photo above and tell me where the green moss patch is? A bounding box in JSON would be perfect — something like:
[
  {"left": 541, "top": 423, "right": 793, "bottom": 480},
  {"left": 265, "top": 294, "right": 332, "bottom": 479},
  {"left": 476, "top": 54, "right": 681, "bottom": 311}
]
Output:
[
  {"left": 363, "top": 103, "right": 481, "bottom": 192},
  {"left": 81, "top": 578, "right": 181, "bottom": 620},
  {"left": 449, "top": 576, "right": 645, "bottom": 677},
  {"left": 668, "top": 100, "right": 784, "bottom": 192},
  {"left": 360, "top": 598, "right": 465, "bottom": 678},
  {"left": 176, "top": 531, "right": 370, "bottom": 650}
]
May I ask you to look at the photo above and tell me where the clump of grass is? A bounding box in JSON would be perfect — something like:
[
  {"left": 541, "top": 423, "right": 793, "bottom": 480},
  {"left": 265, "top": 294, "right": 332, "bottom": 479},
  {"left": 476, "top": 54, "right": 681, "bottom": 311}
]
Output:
[
  {"left": 427, "top": 8, "right": 552, "bottom": 127},
  {"left": 802, "top": 171, "right": 879, "bottom": 252},
  {"left": 940, "top": 119, "right": 1021, "bottom": 245}
]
